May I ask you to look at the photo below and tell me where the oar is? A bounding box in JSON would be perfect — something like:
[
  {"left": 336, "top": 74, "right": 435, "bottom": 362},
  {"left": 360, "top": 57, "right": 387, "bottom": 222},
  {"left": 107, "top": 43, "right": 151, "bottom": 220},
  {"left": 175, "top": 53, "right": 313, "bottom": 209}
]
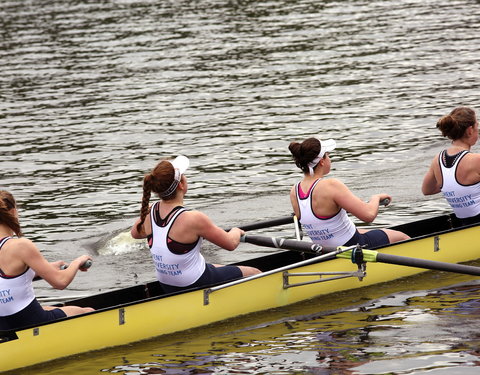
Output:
[
  {"left": 351, "top": 251, "right": 480, "bottom": 277},
  {"left": 225, "top": 214, "right": 294, "bottom": 232},
  {"left": 241, "top": 234, "right": 325, "bottom": 254},
  {"left": 241, "top": 234, "right": 480, "bottom": 277}
]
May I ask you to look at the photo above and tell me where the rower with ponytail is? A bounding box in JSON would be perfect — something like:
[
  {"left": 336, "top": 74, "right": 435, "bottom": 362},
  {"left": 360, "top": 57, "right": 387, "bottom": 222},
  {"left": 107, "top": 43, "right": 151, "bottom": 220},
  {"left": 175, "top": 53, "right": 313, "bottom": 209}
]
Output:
[{"left": 131, "top": 155, "right": 260, "bottom": 294}]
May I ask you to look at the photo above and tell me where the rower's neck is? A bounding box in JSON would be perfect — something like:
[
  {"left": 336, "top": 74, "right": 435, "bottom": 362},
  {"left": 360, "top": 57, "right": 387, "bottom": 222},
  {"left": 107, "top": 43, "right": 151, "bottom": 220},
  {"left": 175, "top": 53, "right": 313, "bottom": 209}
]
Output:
[
  {"left": 0, "top": 224, "right": 14, "bottom": 238},
  {"left": 160, "top": 197, "right": 184, "bottom": 212},
  {"left": 304, "top": 169, "right": 325, "bottom": 180},
  {"left": 450, "top": 139, "right": 471, "bottom": 152}
]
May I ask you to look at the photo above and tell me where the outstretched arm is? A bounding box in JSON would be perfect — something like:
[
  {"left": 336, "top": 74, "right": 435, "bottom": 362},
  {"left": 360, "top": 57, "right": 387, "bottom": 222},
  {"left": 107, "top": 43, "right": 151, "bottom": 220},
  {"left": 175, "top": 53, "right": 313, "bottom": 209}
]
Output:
[
  {"left": 331, "top": 179, "right": 391, "bottom": 223},
  {"left": 16, "top": 238, "right": 91, "bottom": 290},
  {"left": 188, "top": 211, "right": 243, "bottom": 251}
]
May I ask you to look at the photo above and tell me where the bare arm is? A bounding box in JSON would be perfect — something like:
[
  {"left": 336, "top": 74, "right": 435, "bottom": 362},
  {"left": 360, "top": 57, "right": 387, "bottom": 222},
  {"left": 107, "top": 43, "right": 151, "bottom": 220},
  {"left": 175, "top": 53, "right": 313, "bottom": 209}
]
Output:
[
  {"left": 131, "top": 209, "right": 152, "bottom": 239},
  {"left": 188, "top": 211, "right": 243, "bottom": 251},
  {"left": 290, "top": 185, "right": 300, "bottom": 218},
  {"left": 422, "top": 156, "right": 441, "bottom": 195},
  {"left": 16, "top": 238, "right": 91, "bottom": 290},
  {"left": 331, "top": 180, "right": 390, "bottom": 223}
]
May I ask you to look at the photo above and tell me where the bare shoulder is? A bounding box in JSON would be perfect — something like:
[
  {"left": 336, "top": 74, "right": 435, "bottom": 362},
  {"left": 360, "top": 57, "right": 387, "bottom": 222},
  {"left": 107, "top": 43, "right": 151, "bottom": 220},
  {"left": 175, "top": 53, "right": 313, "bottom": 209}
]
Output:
[
  {"left": 6, "top": 237, "right": 36, "bottom": 250},
  {"left": 4, "top": 237, "right": 39, "bottom": 261},
  {"left": 430, "top": 153, "right": 440, "bottom": 164},
  {"left": 180, "top": 209, "right": 212, "bottom": 227},
  {"left": 321, "top": 177, "right": 347, "bottom": 190},
  {"left": 464, "top": 152, "right": 480, "bottom": 171},
  {"left": 466, "top": 152, "right": 480, "bottom": 161}
]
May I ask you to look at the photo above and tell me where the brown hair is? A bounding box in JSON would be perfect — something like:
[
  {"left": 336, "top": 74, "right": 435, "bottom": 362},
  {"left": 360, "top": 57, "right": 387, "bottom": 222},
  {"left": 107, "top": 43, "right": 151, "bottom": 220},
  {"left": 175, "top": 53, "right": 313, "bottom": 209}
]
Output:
[
  {"left": 436, "top": 107, "right": 477, "bottom": 140},
  {"left": 288, "top": 137, "right": 321, "bottom": 174},
  {"left": 0, "top": 190, "right": 23, "bottom": 237},
  {"left": 135, "top": 160, "right": 177, "bottom": 234}
]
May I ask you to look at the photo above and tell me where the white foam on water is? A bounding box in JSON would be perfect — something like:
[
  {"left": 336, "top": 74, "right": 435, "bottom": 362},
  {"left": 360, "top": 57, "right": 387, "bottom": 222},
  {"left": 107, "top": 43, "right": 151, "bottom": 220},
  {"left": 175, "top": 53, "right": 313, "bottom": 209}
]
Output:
[{"left": 98, "top": 231, "right": 147, "bottom": 256}]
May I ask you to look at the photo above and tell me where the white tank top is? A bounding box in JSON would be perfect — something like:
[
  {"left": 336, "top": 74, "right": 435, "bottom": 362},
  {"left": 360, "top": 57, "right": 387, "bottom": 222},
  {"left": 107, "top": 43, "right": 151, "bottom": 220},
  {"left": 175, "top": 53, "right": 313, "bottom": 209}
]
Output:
[
  {"left": 440, "top": 150, "right": 480, "bottom": 219},
  {"left": 296, "top": 179, "right": 356, "bottom": 247},
  {"left": 149, "top": 204, "right": 206, "bottom": 287},
  {"left": 0, "top": 237, "right": 36, "bottom": 317}
]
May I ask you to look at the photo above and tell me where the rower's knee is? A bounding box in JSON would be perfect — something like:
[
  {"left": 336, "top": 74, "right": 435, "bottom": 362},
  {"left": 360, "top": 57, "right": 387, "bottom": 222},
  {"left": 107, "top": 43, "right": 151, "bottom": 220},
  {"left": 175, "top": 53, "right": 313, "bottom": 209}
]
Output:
[
  {"left": 239, "top": 266, "right": 261, "bottom": 277},
  {"left": 386, "top": 229, "right": 410, "bottom": 243},
  {"left": 61, "top": 306, "right": 94, "bottom": 317}
]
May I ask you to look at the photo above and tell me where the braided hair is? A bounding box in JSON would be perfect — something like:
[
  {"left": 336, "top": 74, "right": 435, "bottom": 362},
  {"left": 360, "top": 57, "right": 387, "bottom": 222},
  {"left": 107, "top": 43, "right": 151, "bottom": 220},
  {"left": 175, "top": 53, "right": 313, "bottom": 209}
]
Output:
[{"left": 135, "top": 160, "right": 177, "bottom": 235}]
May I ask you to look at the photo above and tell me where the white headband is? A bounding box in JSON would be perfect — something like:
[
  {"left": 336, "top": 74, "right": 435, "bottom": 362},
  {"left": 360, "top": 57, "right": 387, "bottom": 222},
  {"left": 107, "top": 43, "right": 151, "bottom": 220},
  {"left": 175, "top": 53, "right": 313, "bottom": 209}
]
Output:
[
  {"left": 159, "top": 155, "right": 190, "bottom": 198},
  {"left": 159, "top": 168, "right": 181, "bottom": 197},
  {"left": 307, "top": 156, "right": 322, "bottom": 176}
]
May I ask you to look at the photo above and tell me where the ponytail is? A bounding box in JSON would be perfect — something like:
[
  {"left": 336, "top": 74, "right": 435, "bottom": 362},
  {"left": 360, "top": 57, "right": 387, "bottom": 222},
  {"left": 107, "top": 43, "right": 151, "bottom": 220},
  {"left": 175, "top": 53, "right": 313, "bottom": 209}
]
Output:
[
  {"left": 136, "top": 174, "right": 152, "bottom": 235},
  {"left": 135, "top": 160, "right": 178, "bottom": 234}
]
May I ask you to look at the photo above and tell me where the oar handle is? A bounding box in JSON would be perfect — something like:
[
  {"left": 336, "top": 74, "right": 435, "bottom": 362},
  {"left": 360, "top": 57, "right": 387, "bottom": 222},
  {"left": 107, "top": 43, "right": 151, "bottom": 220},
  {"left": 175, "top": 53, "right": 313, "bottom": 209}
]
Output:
[
  {"left": 380, "top": 198, "right": 390, "bottom": 206},
  {"left": 60, "top": 259, "right": 93, "bottom": 270}
]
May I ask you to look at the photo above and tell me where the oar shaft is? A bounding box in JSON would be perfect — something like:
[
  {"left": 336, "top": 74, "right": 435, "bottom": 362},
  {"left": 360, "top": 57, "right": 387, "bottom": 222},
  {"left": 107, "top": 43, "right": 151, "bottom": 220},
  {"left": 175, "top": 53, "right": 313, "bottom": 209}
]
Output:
[
  {"left": 226, "top": 215, "right": 294, "bottom": 232},
  {"left": 243, "top": 234, "right": 480, "bottom": 277},
  {"left": 375, "top": 253, "right": 480, "bottom": 276},
  {"left": 242, "top": 234, "right": 325, "bottom": 254}
]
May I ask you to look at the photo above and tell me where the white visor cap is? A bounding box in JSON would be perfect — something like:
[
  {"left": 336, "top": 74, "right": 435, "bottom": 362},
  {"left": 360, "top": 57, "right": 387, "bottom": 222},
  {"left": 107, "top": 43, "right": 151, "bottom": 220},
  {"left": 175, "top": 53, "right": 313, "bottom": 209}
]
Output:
[
  {"left": 307, "top": 139, "right": 336, "bottom": 175},
  {"left": 160, "top": 155, "right": 190, "bottom": 197},
  {"left": 319, "top": 139, "right": 336, "bottom": 158},
  {"left": 171, "top": 155, "right": 190, "bottom": 175}
]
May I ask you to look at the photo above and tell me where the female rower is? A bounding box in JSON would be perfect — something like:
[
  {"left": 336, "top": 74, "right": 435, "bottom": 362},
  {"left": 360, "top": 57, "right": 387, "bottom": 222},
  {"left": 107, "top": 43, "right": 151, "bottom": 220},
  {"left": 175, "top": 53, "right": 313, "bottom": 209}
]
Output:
[
  {"left": 288, "top": 137, "right": 410, "bottom": 248},
  {"left": 0, "top": 190, "right": 94, "bottom": 331},
  {"left": 422, "top": 107, "right": 480, "bottom": 226},
  {"left": 131, "top": 155, "right": 260, "bottom": 294}
]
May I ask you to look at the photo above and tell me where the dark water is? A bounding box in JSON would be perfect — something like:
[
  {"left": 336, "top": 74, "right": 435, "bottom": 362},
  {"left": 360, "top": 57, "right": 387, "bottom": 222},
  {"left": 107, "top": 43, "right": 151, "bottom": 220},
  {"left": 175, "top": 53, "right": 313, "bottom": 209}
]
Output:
[{"left": 2, "top": 0, "right": 480, "bottom": 373}]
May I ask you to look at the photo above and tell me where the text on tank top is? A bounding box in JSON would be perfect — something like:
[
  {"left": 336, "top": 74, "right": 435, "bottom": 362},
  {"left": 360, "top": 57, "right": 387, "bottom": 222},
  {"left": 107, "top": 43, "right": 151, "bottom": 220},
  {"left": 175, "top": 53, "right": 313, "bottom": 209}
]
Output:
[
  {"left": 439, "top": 150, "right": 480, "bottom": 219},
  {"left": 0, "top": 237, "right": 36, "bottom": 316}
]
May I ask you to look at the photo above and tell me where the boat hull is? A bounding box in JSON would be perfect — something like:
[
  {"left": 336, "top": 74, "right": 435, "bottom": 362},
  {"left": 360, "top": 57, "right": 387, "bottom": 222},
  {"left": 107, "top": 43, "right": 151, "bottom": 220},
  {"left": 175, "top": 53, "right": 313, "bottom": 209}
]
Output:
[{"left": 1, "top": 214, "right": 479, "bottom": 372}]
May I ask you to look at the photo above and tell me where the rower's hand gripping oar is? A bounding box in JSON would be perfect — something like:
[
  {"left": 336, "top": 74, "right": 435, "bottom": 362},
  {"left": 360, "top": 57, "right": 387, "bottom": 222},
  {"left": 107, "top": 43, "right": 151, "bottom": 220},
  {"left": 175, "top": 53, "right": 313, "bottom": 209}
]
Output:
[{"left": 60, "top": 259, "right": 93, "bottom": 271}]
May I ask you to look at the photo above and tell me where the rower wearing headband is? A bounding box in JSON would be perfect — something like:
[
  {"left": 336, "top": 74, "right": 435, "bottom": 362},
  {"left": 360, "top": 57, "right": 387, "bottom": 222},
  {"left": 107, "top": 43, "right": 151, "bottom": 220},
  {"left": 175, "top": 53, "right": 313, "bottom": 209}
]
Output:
[
  {"left": 288, "top": 137, "right": 409, "bottom": 248},
  {"left": 131, "top": 155, "right": 260, "bottom": 293}
]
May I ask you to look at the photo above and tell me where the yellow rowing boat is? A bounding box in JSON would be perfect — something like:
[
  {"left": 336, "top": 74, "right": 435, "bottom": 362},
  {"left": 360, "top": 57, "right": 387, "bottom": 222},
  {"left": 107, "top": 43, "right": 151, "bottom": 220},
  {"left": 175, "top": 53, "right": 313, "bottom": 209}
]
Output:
[{"left": 1, "top": 213, "right": 479, "bottom": 372}]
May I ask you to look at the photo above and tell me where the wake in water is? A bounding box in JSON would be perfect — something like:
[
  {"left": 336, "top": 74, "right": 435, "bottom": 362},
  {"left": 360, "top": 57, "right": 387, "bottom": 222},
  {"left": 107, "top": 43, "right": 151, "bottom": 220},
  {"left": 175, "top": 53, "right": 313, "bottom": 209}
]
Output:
[
  {"left": 83, "top": 228, "right": 148, "bottom": 256},
  {"left": 98, "top": 231, "right": 147, "bottom": 256}
]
